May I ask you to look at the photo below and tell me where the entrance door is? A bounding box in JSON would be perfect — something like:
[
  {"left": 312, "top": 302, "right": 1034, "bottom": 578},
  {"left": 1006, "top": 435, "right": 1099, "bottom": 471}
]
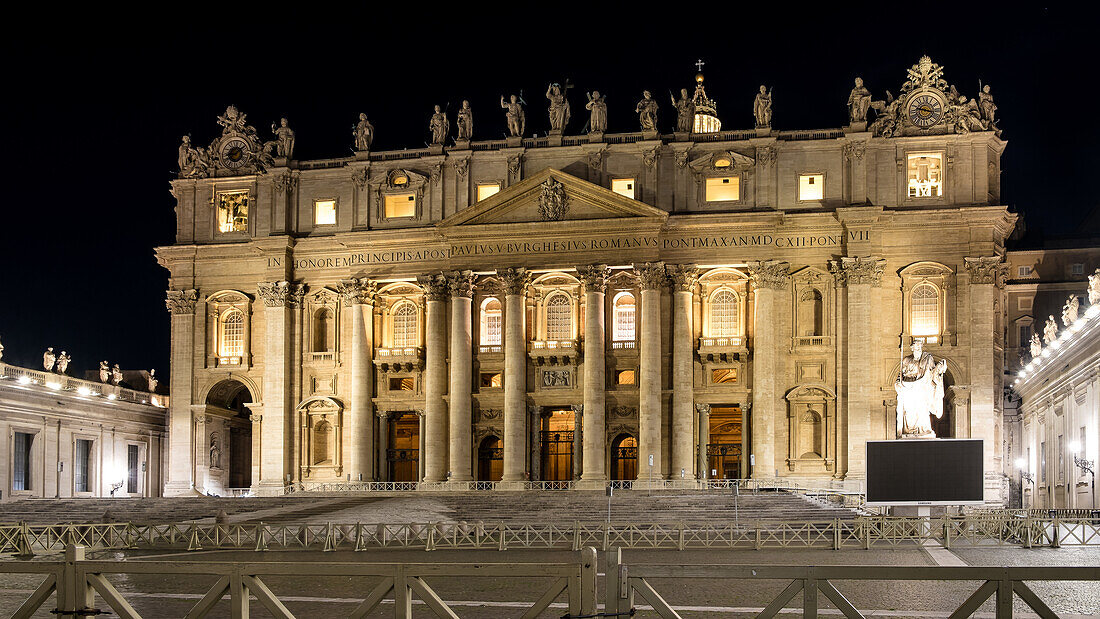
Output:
[
  {"left": 610, "top": 434, "right": 637, "bottom": 480},
  {"left": 540, "top": 408, "right": 574, "bottom": 481},
  {"left": 388, "top": 412, "right": 420, "bottom": 482},
  {"left": 229, "top": 426, "right": 252, "bottom": 488},
  {"left": 708, "top": 406, "right": 743, "bottom": 479},
  {"left": 477, "top": 436, "right": 503, "bottom": 481}
]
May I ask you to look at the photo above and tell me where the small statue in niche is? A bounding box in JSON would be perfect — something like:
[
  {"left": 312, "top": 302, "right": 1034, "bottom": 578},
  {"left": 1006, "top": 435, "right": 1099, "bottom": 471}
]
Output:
[
  {"left": 1029, "top": 334, "right": 1042, "bottom": 359},
  {"left": 55, "top": 351, "right": 70, "bottom": 375},
  {"left": 1063, "top": 294, "right": 1080, "bottom": 326},
  {"left": 429, "top": 105, "right": 449, "bottom": 145},
  {"left": 99, "top": 361, "right": 110, "bottom": 383},
  {"left": 545, "top": 83, "right": 570, "bottom": 132},
  {"left": 148, "top": 369, "right": 158, "bottom": 393},
  {"left": 209, "top": 435, "right": 221, "bottom": 469},
  {"left": 43, "top": 347, "right": 56, "bottom": 371},
  {"left": 500, "top": 94, "right": 526, "bottom": 138},
  {"left": 1043, "top": 315, "right": 1058, "bottom": 345},
  {"left": 635, "top": 90, "right": 658, "bottom": 132},
  {"left": 353, "top": 113, "right": 374, "bottom": 151},
  {"left": 847, "top": 77, "right": 871, "bottom": 123},
  {"left": 456, "top": 100, "right": 473, "bottom": 140},
  {"left": 753, "top": 85, "right": 772, "bottom": 128},
  {"left": 270, "top": 118, "right": 295, "bottom": 159},
  {"left": 585, "top": 91, "right": 607, "bottom": 134},
  {"left": 111, "top": 363, "right": 123, "bottom": 385},
  {"left": 671, "top": 87, "right": 694, "bottom": 132}
]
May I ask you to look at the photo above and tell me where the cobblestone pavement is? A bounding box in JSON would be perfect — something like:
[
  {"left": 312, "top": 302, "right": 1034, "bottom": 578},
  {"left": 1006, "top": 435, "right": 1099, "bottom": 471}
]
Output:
[{"left": 0, "top": 545, "right": 1096, "bottom": 618}]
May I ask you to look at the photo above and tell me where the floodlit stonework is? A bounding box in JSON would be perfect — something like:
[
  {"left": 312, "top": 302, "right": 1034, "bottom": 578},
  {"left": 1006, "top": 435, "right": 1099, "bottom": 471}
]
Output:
[{"left": 158, "top": 57, "right": 1015, "bottom": 501}]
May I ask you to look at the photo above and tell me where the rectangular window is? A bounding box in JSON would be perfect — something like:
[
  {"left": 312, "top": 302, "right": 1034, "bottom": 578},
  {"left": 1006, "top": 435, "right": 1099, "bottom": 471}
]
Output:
[
  {"left": 480, "top": 372, "right": 502, "bottom": 388},
  {"left": 476, "top": 183, "right": 501, "bottom": 202},
  {"left": 1018, "top": 324, "right": 1031, "bottom": 347},
  {"left": 616, "top": 370, "right": 636, "bottom": 385},
  {"left": 1071, "top": 263, "right": 1085, "bottom": 276},
  {"left": 389, "top": 377, "right": 415, "bottom": 391},
  {"left": 314, "top": 199, "right": 336, "bottom": 226},
  {"left": 705, "top": 176, "right": 740, "bottom": 202},
  {"left": 75, "top": 439, "right": 92, "bottom": 493},
  {"left": 384, "top": 193, "right": 416, "bottom": 218},
  {"left": 1017, "top": 265, "right": 1032, "bottom": 277},
  {"left": 907, "top": 153, "right": 943, "bottom": 198},
  {"left": 13, "top": 432, "right": 32, "bottom": 491},
  {"left": 712, "top": 368, "right": 738, "bottom": 384},
  {"left": 127, "top": 444, "right": 139, "bottom": 494},
  {"left": 798, "top": 174, "right": 824, "bottom": 201},
  {"left": 611, "top": 178, "right": 636, "bottom": 200},
  {"left": 216, "top": 191, "right": 249, "bottom": 233}
]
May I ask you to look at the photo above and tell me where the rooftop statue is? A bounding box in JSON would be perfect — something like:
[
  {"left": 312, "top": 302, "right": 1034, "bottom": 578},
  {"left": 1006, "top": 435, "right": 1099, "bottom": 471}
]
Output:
[
  {"left": 0, "top": 336, "right": 3, "bottom": 362},
  {"left": 456, "top": 100, "right": 473, "bottom": 140},
  {"left": 55, "top": 351, "right": 70, "bottom": 375},
  {"left": 111, "top": 363, "right": 123, "bottom": 386},
  {"left": 1062, "top": 294, "right": 1080, "bottom": 326},
  {"left": 635, "top": 90, "right": 658, "bottom": 132},
  {"left": 895, "top": 339, "right": 947, "bottom": 438},
  {"left": 1043, "top": 315, "right": 1058, "bottom": 345},
  {"left": 270, "top": 118, "right": 295, "bottom": 159},
  {"left": 1029, "top": 334, "right": 1042, "bottom": 360},
  {"left": 1090, "top": 269, "right": 1100, "bottom": 306},
  {"left": 501, "top": 94, "right": 526, "bottom": 137},
  {"left": 177, "top": 136, "right": 211, "bottom": 178},
  {"left": 43, "top": 347, "right": 56, "bottom": 371},
  {"left": 546, "top": 83, "right": 570, "bottom": 132},
  {"left": 148, "top": 369, "right": 158, "bottom": 393},
  {"left": 429, "top": 105, "right": 449, "bottom": 145},
  {"left": 99, "top": 361, "right": 110, "bottom": 383},
  {"left": 847, "top": 77, "right": 871, "bottom": 123},
  {"left": 353, "top": 113, "right": 374, "bottom": 151},
  {"left": 753, "top": 85, "right": 772, "bottom": 128},
  {"left": 585, "top": 91, "right": 607, "bottom": 134},
  {"left": 671, "top": 88, "right": 694, "bottom": 132},
  {"left": 216, "top": 105, "right": 251, "bottom": 135},
  {"left": 978, "top": 84, "right": 997, "bottom": 127}
]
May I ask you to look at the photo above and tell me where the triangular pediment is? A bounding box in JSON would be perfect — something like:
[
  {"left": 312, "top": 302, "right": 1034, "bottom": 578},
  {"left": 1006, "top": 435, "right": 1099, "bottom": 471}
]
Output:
[{"left": 438, "top": 168, "right": 668, "bottom": 227}]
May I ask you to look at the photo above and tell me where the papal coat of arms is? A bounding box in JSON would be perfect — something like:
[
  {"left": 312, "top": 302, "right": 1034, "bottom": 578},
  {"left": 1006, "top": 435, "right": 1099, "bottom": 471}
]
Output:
[{"left": 538, "top": 178, "right": 569, "bottom": 221}]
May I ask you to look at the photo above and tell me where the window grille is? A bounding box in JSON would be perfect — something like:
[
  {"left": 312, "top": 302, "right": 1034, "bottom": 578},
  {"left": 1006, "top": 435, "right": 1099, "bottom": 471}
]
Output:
[
  {"left": 482, "top": 299, "right": 502, "bottom": 345},
  {"left": 393, "top": 302, "right": 418, "bottom": 347},
  {"left": 546, "top": 294, "right": 572, "bottom": 340},
  {"left": 613, "top": 294, "right": 636, "bottom": 341},
  {"left": 710, "top": 290, "right": 739, "bottom": 337},
  {"left": 220, "top": 310, "right": 244, "bottom": 357},
  {"left": 910, "top": 283, "right": 939, "bottom": 337}
]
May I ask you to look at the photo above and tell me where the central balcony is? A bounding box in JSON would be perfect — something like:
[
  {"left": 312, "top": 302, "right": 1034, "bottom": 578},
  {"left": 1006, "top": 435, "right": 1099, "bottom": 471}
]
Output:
[
  {"left": 373, "top": 346, "right": 423, "bottom": 372},
  {"left": 529, "top": 340, "right": 580, "bottom": 365},
  {"left": 697, "top": 336, "right": 747, "bottom": 363}
]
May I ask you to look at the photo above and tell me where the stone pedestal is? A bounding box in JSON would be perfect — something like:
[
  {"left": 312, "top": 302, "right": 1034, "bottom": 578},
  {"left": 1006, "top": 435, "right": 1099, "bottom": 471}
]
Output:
[
  {"left": 845, "top": 122, "right": 868, "bottom": 133},
  {"left": 547, "top": 132, "right": 563, "bottom": 147},
  {"left": 500, "top": 268, "right": 529, "bottom": 482},
  {"left": 577, "top": 265, "right": 610, "bottom": 482},
  {"left": 755, "top": 127, "right": 772, "bottom": 137},
  {"left": 673, "top": 131, "right": 690, "bottom": 142},
  {"left": 354, "top": 150, "right": 370, "bottom": 161},
  {"left": 418, "top": 274, "right": 449, "bottom": 482},
  {"left": 642, "top": 130, "right": 659, "bottom": 140},
  {"left": 635, "top": 263, "right": 666, "bottom": 480},
  {"left": 448, "top": 271, "right": 475, "bottom": 481},
  {"left": 505, "top": 136, "right": 523, "bottom": 148},
  {"left": 429, "top": 145, "right": 444, "bottom": 155},
  {"left": 454, "top": 139, "right": 470, "bottom": 150},
  {"left": 587, "top": 131, "right": 604, "bottom": 143}
]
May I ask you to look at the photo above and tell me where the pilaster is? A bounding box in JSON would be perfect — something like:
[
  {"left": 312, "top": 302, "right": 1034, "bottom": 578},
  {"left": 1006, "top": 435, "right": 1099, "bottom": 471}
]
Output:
[
  {"left": 254, "top": 280, "right": 304, "bottom": 494},
  {"left": 577, "top": 264, "right": 610, "bottom": 483},
  {"left": 417, "top": 273, "right": 450, "bottom": 482},
  {"left": 164, "top": 289, "right": 198, "bottom": 496},
  {"left": 965, "top": 255, "right": 1004, "bottom": 502}
]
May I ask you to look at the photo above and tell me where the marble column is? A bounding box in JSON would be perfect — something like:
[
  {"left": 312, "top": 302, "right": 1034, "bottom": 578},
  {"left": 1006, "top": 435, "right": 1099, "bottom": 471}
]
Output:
[
  {"left": 377, "top": 411, "right": 390, "bottom": 482},
  {"left": 447, "top": 270, "right": 475, "bottom": 482},
  {"left": 635, "top": 262, "right": 666, "bottom": 480},
  {"left": 966, "top": 256, "right": 1005, "bottom": 502},
  {"left": 256, "top": 281, "right": 304, "bottom": 493},
  {"left": 338, "top": 278, "right": 376, "bottom": 482},
  {"left": 577, "top": 264, "right": 611, "bottom": 483},
  {"left": 669, "top": 264, "right": 699, "bottom": 479},
  {"left": 418, "top": 274, "right": 450, "bottom": 482},
  {"left": 747, "top": 261, "right": 790, "bottom": 479},
  {"left": 499, "top": 268, "right": 530, "bottom": 482},
  {"left": 696, "top": 403, "right": 711, "bottom": 479},
  {"left": 164, "top": 289, "right": 198, "bottom": 496}
]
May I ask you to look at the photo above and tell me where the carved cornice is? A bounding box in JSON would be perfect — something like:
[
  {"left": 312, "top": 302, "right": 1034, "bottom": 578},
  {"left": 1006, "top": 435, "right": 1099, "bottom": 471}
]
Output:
[
  {"left": 746, "top": 260, "right": 791, "bottom": 290},
  {"left": 165, "top": 289, "right": 198, "bottom": 315},
  {"left": 257, "top": 281, "right": 306, "bottom": 308},
  {"left": 576, "top": 264, "right": 611, "bottom": 293},
  {"left": 667, "top": 263, "right": 699, "bottom": 292},
  {"left": 416, "top": 274, "right": 450, "bottom": 301},
  {"left": 337, "top": 278, "right": 377, "bottom": 306},
  {"left": 829, "top": 256, "right": 886, "bottom": 287},
  {"left": 498, "top": 267, "right": 530, "bottom": 296},
  {"left": 447, "top": 270, "right": 476, "bottom": 298},
  {"left": 633, "top": 262, "right": 667, "bottom": 290},
  {"left": 964, "top": 256, "right": 1004, "bottom": 286}
]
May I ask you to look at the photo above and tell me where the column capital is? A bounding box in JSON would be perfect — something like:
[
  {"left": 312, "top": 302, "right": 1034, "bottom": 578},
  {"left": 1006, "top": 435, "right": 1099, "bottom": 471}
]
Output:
[
  {"left": 667, "top": 263, "right": 699, "bottom": 292},
  {"left": 498, "top": 267, "right": 530, "bottom": 295},
  {"left": 257, "top": 281, "right": 306, "bottom": 308},
  {"left": 571, "top": 404, "right": 584, "bottom": 415},
  {"left": 633, "top": 262, "right": 667, "bottom": 290},
  {"left": 337, "top": 278, "right": 377, "bottom": 306},
  {"left": 417, "top": 273, "right": 450, "bottom": 301},
  {"left": 576, "top": 264, "right": 611, "bottom": 292},
  {"left": 964, "top": 256, "right": 1007, "bottom": 286},
  {"left": 165, "top": 289, "right": 198, "bottom": 314},
  {"left": 746, "top": 260, "right": 791, "bottom": 290},
  {"left": 827, "top": 256, "right": 885, "bottom": 287},
  {"left": 695, "top": 403, "right": 711, "bottom": 415},
  {"left": 446, "top": 270, "right": 476, "bottom": 298}
]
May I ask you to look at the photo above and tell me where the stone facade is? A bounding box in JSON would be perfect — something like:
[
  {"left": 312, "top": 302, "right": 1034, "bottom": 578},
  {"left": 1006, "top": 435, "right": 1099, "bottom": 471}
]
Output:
[{"left": 158, "top": 58, "right": 1015, "bottom": 501}]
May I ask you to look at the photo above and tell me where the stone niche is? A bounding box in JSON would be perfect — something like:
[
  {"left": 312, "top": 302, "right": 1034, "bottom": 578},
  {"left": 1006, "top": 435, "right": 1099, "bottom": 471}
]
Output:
[{"left": 784, "top": 385, "right": 836, "bottom": 473}]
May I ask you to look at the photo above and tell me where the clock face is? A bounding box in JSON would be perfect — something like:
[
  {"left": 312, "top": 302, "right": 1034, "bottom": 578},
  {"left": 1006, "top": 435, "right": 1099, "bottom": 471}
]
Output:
[
  {"left": 220, "top": 137, "right": 250, "bottom": 169},
  {"left": 907, "top": 93, "right": 943, "bottom": 128}
]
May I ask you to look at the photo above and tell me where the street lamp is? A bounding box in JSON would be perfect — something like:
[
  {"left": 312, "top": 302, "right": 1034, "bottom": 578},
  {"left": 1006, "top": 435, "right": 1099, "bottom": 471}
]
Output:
[
  {"left": 1016, "top": 458, "right": 1035, "bottom": 509},
  {"left": 1069, "top": 442, "right": 1096, "bottom": 508}
]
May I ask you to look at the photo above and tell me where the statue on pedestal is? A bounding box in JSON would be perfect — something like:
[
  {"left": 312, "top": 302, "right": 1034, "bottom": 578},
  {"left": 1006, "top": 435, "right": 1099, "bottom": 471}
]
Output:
[
  {"left": 270, "top": 118, "right": 295, "bottom": 159},
  {"left": 546, "top": 83, "right": 570, "bottom": 132},
  {"left": 1043, "top": 315, "right": 1058, "bottom": 345},
  {"left": 895, "top": 339, "right": 947, "bottom": 438},
  {"left": 1090, "top": 269, "right": 1100, "bottom": 306},
  {"left": 99, "top": 361, "right": 110, "bottom": 383},
  {"left": 501, "top": 95, "right": 526, "bottom": 138},
  {"left": 429, "top": 105, "right": 449, "bottom": 145},
  {"left": 1029, "top": 334, "right": 1042, "bottom": 359},
  {"left": 1063, "top": 295, "right": 1080, "bottom": 326},
  {"left": 754, "top": 85, "right": 773, "bottom": 128},
  {"left": 456, "top": 100, "right": 473, "bottom": 140},
  {"left": 148, "top": 369, "right": 158, "bottom": 393},
  {"left": 55, "top": 351, "right": 70, "bottom": 375},
  {"left": 671, "top": 88, "right": 694, "bottom": 132},
  {"left": 353, "top": 113, "right": 374, "bottom": 151},
  {"left": 111, "top": 363, "right": 123, "bottom": 386},
  {"left": 978, "top": 85, "right": 997, "bottom": 127},
  {"left": 635, "top": 90, "right": 658, "bottom": 132},
  {"left": 585, "top": 91, "right": 607, "bottom": 134},
  {"left": 847, "top": 77, "right": 871, "bottom": 123},
  {"left": 43, "top": 347, "right": 56, "bottom": 371}
]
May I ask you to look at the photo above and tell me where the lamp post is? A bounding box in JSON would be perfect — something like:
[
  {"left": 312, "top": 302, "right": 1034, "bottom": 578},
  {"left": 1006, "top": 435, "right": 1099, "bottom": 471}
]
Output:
[{"left": 1016, "top": 458, "right": 1034, "bottom": 509}]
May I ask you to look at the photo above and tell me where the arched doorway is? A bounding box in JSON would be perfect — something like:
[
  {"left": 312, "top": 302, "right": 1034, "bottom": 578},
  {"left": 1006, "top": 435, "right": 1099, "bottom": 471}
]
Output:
[
  {"left": 388, "top": 412, "right": 420, "bottom": 482},
  {"left": 204, "top": 379, "right": 254, "bottom": 490},
  {"left": 477, "top": 436, "right": 503, "bottom": 481},
  {"left": 540, "top": 408, "right": 574, "bottom": 481},
  {"left": 610, "top": 434, "right": 637, "bottom": 481}
]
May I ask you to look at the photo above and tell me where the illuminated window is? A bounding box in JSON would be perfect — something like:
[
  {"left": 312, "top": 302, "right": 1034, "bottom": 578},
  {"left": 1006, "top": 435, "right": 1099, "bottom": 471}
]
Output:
[
  {"left": 705, "top": 176, "right": 739, "bottom": 202},
  {"left": 391, "top": 173, "right": 409, "bottom": 186},
  {"left": 710, "top": 290, "right": 739, "bottom": 337},
  {"left": 713, "top": 156, "right": 732, "bottom": 168},
  {"left": 798, "top": 174, "right": 824, "bottom": 201},
  {"left": 546, "top": 293, "right": 572, "bottom": 340},
  {"left": 711, "top": 368, "right": 738, "bottom": 384},
  {"left": 476, "top": 183, "right": 501, "bottom": 202},
  {"left": 219, "top": 309, "right": 245, "bottom": 358},
  {"left": 389, "top": 377, "right": 415, "bottom": 391},
  {"left": 314, "top": 199, "right": 336, "bottom": 226},
  {"left": 481, "top": 298, "right": 502, "bottom": 345},
  {"left": 910, "top": 283, "right": 940, "bottom": 338},
  {"left": 613, "top": 293, "right": 636, "bottom": 341},
  {"left": 616, "top": 370, "right": 636, "bottom": 385},
  {"left": 384, "top": 193, "right": 416, "bottom": 218},
  {"left": 217, "top": 191, "right": 249, "bottom": 233},
  {"left": 480, "top": 372, "right": 502, "bottom": 388},
  {"left": 907, "top": 153, "right": 943, "bottom": 198},
  {"left": 393, "top": 302, "right": 418, "bottom": 347},
  {"left": 612, "top": 178, "right": 636, "bottom": 199}
]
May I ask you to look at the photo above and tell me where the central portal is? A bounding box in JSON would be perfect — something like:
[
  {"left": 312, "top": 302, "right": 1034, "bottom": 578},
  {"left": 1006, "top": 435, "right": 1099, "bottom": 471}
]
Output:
[
  {"left": 387, "top": 412, "right": 420, "bottom": 482},
  {"left": 539, "top": 408, "right": 574, "bottom": 481},
  {"left": 708, "top": 406, "right": 744, "bottom": 480}
]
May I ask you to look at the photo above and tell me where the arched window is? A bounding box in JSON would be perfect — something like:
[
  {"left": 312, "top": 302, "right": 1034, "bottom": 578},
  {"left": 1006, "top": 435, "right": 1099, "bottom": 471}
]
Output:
[
  {"left": 312, "top": 421, "right": 331, "bottom": 465},
  {"left": 910, "top": 283, "right": 940, "bottom": 338},
  {"left": 393, "top": 302, "right": 418, "bottom": 347},
  {"left": 546, "top": 293, "right": 572, "bottom": 340},
  {"left": 313, "top": 308, "right": 334, "bottom": 352},
  {"left": 798, "top": 289, "right": 824, "bottom": 337},
  {"left": 710, "top": 290, "right": 739, "bottom": 337},
  {"left": 481, "top": 298, "right": 502, "bottom": 346},
  {"left": 219, "top": 309, "right": 244, "bottom": 357},
  {"left": 613, "top": 293, "right": 636, "bottom": 341}
]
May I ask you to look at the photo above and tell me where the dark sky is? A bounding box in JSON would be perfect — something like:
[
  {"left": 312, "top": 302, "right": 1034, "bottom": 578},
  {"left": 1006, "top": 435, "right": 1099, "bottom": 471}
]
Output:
[{"left": 1, "top": 6, "right": 1096, "bottom": 376}]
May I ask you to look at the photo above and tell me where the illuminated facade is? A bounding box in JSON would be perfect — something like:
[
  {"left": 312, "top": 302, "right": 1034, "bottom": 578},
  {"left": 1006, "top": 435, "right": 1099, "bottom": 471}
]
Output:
[{"left": 159, "top": 57, "right": 1014, "bottom": 501}]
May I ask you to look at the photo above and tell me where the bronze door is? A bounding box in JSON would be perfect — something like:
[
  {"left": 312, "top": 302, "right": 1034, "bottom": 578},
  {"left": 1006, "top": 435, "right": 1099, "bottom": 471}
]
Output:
[{"left": 388, "top": 413, "right": 420, "bottom": 482}]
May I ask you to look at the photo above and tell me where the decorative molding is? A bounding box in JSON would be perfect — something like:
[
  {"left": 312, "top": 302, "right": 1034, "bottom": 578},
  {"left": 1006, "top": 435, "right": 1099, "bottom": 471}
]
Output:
[
  {"left": 498, "top": 267, "right": 531, "bottom": 296},
  {"left": 667, "top": 264, "right": 699, "bottom": 292},
  {"left": 842, "top": 141, "right": 866, "bottom": 162},
  {"left": 257, "top": 281, "right": 306, "bottom": 308},
  {"left": 537, "top": 177, "right": 570, "bottom": 221},
  {"left": 964, "top": 256, "right": 1004, "bottom": 286},
  {"left": 350, "top": 167, "right": 369, "bottom": 189},
  {"left": 165, "top": 289, "right": 198, "bottom": 315},
  {"left": 633, "top": 262, "right": 667, "bottom": 290},
  {"left": 829, "top": 256, "right": 886, "bottom": 287},
  {"left": 746, "top": 260, "right": 791, "bottom": 290},
  {"left": 642, "top": 146, "right": 659, "bottom": 169},
  {"left": 754, "top": 146, "right": 777, "bottom": 167},
  {"left": 337, "top": 278, "right": 377, "bottom": 306},
  {"left": 452, "top": 157, "right": 469, "bottom": 179},
  {"left": 610, "top": 406, "right": 636, "bottom": 419},
  {"left": 416, "top": 274, "right": 450, "bottom": 302},
  {"left": 447, "top": 270, "right": 476, "bottom": 298},
  {"left": 576, "top": 264, "right": 612, "bottom": 293},
  {"left": 675, "top": 150, "right": 689, "bottom": 169}
]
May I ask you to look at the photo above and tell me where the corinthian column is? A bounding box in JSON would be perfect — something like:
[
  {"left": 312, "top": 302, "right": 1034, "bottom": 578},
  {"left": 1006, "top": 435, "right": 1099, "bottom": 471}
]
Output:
[
  {"left": 634, "top": 262, "right": 666, "bottom": 481},
  {"left": 338, "top": 278, "right": 376, "bottom": 482},
  {"left": 668, "top": 264, "right": 698, "bottom": 480},
  {"left": 417, "top": 274, "right": 450, "bottom": 482},
  {"left": 577, "top": 264, "right": 611, "bottom": 483},
  {"left": 256, "top": 280, "right": 305, "bottom": 493},
  {"left": 746, "top": 261, "right": 790, "bottom": 479},
  {"left": 164, "top": 289, "right": 198, "bottom": 496},
  {"left": 499, "top": 268, "right": 530, "bottom": 483},
  {"left": 447, "top": 270, "right": 475, "bottom": 482}
]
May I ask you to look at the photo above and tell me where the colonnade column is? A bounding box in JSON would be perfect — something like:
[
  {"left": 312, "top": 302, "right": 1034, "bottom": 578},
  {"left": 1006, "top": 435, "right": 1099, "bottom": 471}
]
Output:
[
  {"left": 747, "top": 261, "right": 790, "bottom": 479},
  {"left": 966, "top": 256, "right": 1005, "bottom": 502},
  {"left": 696, "top": 403, "right": 711, "bottom": 480},
  {"left": 447, "top": 270, "right": 475, "bottom": 482},
  {"left": 669, "top": 264, "right": 699, "bottom": 481},
  {"left": 418, "top": 274, "right": 450, "bottom": 482},
  {"left": 635, "top": 262, "right": 666, "bottom": 481},
  {"left": 499, "top": 268, "right": 530, "bottom": 483},
  {"left": 256, "top": 281, "right": 304, "bottom": 493},
  {"left": 164, "top": 289, "right": 198, "bottom": 496},
  {"left": 577, "top": 264, "right": 611, "bottom": 484},
  {"left": 339, "top": 278, "right": 376, "bottom": 483}
]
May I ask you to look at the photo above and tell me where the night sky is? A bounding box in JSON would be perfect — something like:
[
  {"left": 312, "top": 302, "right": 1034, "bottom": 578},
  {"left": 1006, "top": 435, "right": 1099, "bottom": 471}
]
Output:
[{"left": 1, "top": 7, "right": 1096, "bottom": 376}]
